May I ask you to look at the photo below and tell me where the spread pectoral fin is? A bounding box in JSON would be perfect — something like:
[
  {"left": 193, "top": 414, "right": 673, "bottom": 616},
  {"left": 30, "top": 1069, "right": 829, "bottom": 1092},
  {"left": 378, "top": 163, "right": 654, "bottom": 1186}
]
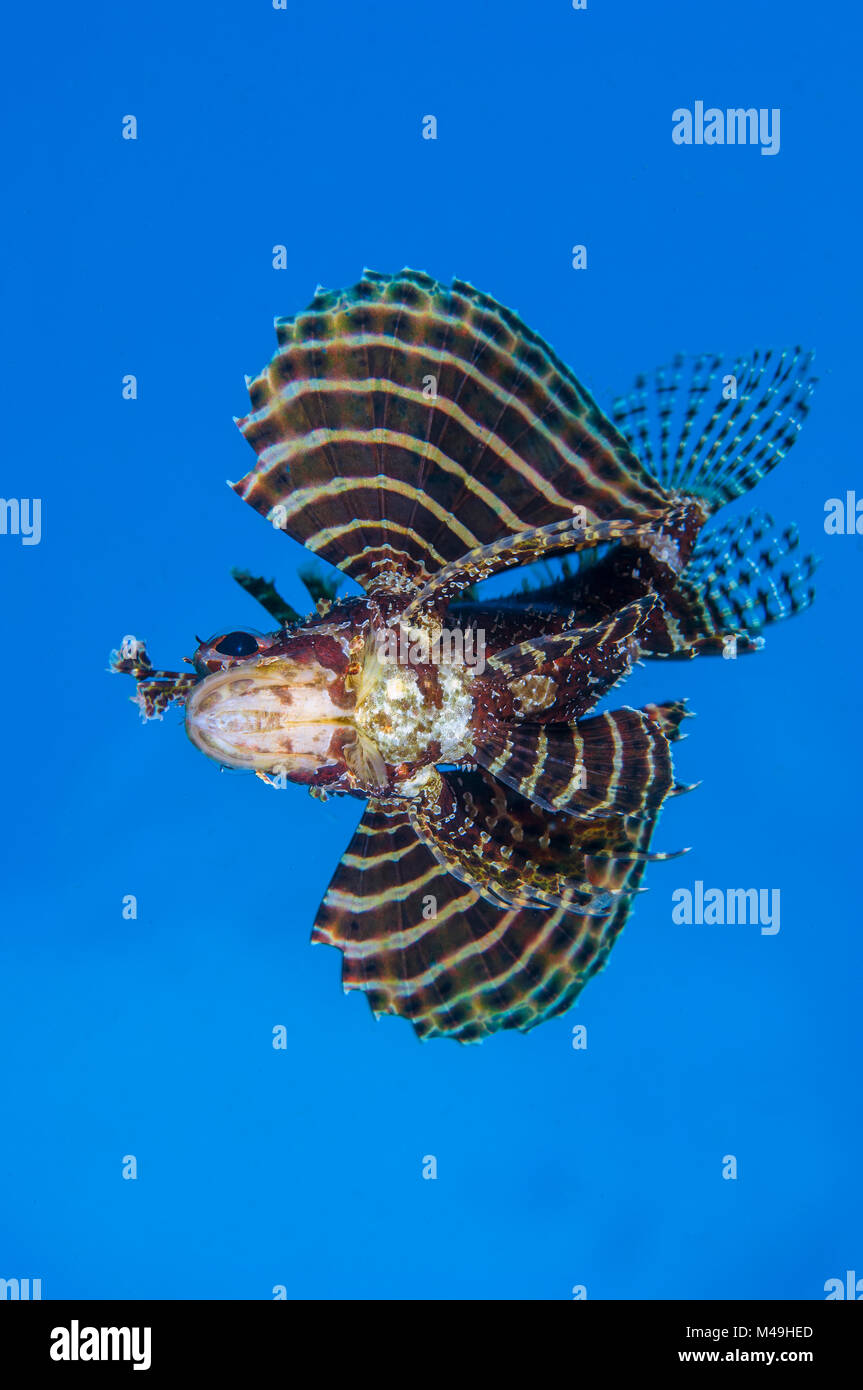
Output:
[
  {"left": 311, "top": 768, "right": 685, "bottom": 1041},
  {"left": 474, "top": 702, "right": 689, "bottom": 817},
  {"left": 312, "top": 799, "right": 546, "bottom": 1041},
  {"left": 408, "top": 765, "right": 684, "bottom": 912},
  {"left": 233, "top": 270, "right": 671, "bottom": 596}
]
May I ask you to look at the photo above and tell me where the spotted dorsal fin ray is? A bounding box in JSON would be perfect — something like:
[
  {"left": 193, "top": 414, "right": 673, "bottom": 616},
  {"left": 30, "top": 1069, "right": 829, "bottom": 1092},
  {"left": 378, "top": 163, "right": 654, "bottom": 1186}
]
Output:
[
  {"left": 233, "top": 269, "right": 670, "bottom": 594},
  {"left": 311, "top": 792, "right": 677, "bottom": 1041},
  {"left": 398, "top": 514, "right": 672, "bottom": 616},
  {"left": 611, "top": 348, "right": 816, "bottom": 511}
]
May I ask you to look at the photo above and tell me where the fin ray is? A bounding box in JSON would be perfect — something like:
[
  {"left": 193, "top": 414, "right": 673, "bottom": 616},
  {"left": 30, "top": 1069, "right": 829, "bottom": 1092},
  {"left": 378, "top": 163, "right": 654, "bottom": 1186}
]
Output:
[
  {"left": 235, "top": 270, "right": 670, "bottom": 593},
  {"left": 473, "top": 704, "right": 678, "bottom": 818},
  {"left": 611, "top": 348, "right": 816, "bottom": 510},
  {"left": 313, "top": 790, "right": 676, "bottom": 1041}
]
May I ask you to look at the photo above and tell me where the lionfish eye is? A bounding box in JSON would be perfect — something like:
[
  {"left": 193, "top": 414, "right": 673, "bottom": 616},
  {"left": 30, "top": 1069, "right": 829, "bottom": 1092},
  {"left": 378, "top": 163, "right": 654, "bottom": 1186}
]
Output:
[{"left": 214, "top": 631, "right": 259, "bottom": 657}]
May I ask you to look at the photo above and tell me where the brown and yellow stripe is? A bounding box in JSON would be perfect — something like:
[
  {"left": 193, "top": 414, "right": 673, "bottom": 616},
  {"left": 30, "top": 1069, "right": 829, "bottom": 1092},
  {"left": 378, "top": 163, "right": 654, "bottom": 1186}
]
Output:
[
  {"left": 233, "top": 270, "right": 670, "bottom": 593},
  {"left": 311, "top": 770, "right": 685, "bottom": 1042}
]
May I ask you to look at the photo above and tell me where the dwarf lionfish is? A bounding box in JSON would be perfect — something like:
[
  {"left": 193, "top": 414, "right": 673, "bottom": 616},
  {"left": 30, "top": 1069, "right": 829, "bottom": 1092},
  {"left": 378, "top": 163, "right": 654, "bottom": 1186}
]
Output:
[{"left": 111, "top": 270, "right": 816, "bottom": 1042}]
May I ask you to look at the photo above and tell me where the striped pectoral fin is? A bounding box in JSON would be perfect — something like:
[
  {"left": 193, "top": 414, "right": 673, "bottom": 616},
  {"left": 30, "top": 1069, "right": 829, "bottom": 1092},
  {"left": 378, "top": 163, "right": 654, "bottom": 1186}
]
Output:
[
  {"left": 611, "top": 347, "right": 816, "bottom": 512},
  {"left": 474, "top": 704, "right": 681, "bottom": 818},
  {"left": 409, "top": 766, "right": 675, "bottom": 912},
  {"left": 314, "top": 798, "right": 538, "bottom": 1040},
  {"left": 233, "top": 269, "right": 671, "bottom": 595},
  {"left": 312, "top": 796, "right": 670, "bottom": 1042}
]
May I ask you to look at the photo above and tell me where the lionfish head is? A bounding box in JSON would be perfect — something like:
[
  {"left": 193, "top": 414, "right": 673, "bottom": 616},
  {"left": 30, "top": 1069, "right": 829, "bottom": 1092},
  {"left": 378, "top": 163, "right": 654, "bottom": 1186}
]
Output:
[
  {"left": 184, "top": 623, "right": 366, "bottom": 781},
  {"left": 111, "top": 618, "right": 387, "bottom": 788}
]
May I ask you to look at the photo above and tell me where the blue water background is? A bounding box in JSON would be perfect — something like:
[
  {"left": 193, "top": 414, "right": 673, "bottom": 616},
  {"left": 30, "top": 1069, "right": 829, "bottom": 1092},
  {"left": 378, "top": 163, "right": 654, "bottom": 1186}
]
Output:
[{"left": 1, "top": 0, "right": 860, "bottom": 1299}]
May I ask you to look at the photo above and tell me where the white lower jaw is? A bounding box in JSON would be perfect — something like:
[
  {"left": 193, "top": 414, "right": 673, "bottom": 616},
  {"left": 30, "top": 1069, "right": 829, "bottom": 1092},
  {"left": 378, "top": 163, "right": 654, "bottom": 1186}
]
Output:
[
  {"left": 184, "top": 661, "right": 351, "bottom": 771},
  {"left": 186, "top": 715, "right": 346, "bottom": 771}
]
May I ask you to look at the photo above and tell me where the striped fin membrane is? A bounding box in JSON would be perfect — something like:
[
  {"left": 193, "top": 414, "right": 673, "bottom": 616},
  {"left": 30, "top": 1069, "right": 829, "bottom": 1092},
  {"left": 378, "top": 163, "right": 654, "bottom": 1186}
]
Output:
[
  {"left": 311, "top": 702, "right": 690, "bottom": 1040},
  {"left": 312, "top": 730, "right": 688, "bottom": 1042},
  {"left": 233, "top": 269, "right": 670, "bottom": 594},
  {"left": 473, "top": 705, "right": 680, "bottom": 819}
]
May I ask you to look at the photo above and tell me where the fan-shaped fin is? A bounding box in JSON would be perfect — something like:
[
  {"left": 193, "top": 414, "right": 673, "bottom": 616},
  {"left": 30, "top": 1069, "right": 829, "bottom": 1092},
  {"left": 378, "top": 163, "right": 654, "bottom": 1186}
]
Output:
[
  {"left": 678, "top": 506, "right": 817, "bottom": 632},
  {"left": 233, "top": 269, "right": 670, "bottom": 594},
  {"left": 408, "top": 765, "right": 683, "bottom": 913},
  {"left": 312, "top": 791, "right": 674, "bottom": 1041},
  {"left": 473, "top": 704, "right": 678, "bottom": 817}
]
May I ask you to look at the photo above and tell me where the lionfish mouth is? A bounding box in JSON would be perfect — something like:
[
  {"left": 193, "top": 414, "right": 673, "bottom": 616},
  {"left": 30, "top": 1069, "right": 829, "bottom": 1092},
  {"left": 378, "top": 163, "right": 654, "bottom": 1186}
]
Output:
[{"left": 184, "top": 657, "right": 353, "bottom": 772}]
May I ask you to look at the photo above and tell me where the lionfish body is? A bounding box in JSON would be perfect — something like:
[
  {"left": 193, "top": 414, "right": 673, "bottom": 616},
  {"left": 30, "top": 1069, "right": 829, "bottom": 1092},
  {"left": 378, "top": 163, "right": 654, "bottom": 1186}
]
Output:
[{"left": 112, "top": 270, "right": 817, "bottom": 1041}]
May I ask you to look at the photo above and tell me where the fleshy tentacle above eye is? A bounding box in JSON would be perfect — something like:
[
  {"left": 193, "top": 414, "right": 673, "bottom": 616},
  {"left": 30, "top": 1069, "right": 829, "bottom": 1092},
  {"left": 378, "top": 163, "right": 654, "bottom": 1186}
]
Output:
[{"left": 109, "top": 637, "right": 200, "bottom": 721}]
